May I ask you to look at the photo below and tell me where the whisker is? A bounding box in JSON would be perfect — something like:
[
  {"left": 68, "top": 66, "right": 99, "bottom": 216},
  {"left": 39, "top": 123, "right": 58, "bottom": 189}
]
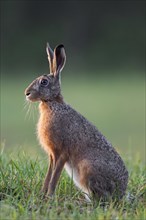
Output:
[
  {"left": 23, "top": 99, "right": 31, "bottom": 109},
  {"left": 23, "top": 100, "right": 27, "bottom": 110},
  {"left": 29, "top": 103, "right": 33, "bottom": 120},
  {"left": 32, "top": 104, "right": 36, "bottom": 122},
  {"left": 23, "top": 99, "right": 38, "bottom": 122},
  {"left": 25, "top": 101, "right": 32, "bottom": 120},
  {"left": 32, "top": 103, "right": 38, "bottom": 122}
]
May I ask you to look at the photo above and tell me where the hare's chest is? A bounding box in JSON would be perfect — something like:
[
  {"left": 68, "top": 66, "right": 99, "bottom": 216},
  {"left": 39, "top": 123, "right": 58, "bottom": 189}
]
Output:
[{"left": 37, "top": 106, "right": 54, "bottom": 154}]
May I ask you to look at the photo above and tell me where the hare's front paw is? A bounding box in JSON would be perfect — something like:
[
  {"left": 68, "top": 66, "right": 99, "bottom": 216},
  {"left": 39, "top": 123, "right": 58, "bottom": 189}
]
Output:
[
  {"left": 39, "top": 191, "right": 54, "bottom": 202},
  {"left": 39, "top": 187, "right": 48, "bottom": 199},
  {"left": 40, "top": 187, "right": 48, "bottom": 194},
  {"left": 47, "top": 189, "right": 54, "bottom": 198}
]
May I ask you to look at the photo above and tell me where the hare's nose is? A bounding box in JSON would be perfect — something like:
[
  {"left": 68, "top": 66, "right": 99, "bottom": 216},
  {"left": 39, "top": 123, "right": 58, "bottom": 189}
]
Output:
[
  {"left": 25, "top": 88, "right": 31, "bottom": 96},
  {"left": 26, "top": 92, "right": 31, "bottom": 96}
]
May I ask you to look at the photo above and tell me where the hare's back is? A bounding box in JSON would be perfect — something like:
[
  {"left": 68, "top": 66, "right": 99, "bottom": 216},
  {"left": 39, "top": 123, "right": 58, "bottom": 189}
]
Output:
[{"left": 52, "top": 103, "right": 125, "bottom": 164}]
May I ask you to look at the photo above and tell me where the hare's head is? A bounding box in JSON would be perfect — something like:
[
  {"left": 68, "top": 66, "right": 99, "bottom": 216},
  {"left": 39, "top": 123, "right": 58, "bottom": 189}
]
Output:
[{"left": 25, "top": 43, "right": 66, "bottom": 102}]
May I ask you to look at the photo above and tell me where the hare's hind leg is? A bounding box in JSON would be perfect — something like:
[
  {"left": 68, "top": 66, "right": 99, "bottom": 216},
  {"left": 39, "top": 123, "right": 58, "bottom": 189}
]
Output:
[
  {"left": 88, "top": 175, "right": 115, "bottom": 203},
  {"left": 41, "top": 155, "right": 53, "bottom": 194}
]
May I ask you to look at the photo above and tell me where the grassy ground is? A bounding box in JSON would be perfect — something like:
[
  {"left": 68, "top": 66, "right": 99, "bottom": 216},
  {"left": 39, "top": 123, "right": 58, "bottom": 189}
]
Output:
[{"left": 0, "top": 149, "right": 146, "bottom": 220}]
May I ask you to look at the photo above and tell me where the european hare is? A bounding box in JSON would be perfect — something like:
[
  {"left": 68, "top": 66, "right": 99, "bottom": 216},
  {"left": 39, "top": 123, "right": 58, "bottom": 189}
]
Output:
[{"left": 25, "top": 43, "right": 128, "bottom": 202}]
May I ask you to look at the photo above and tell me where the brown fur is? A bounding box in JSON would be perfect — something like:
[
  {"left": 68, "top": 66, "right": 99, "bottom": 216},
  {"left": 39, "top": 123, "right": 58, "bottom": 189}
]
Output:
[{"left": 37, "top": 102, "right": 54, "bottom": 156}]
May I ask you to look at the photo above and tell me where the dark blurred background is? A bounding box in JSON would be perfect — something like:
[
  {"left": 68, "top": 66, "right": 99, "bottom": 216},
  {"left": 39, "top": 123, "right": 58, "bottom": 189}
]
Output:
[
  {"left": 0, "top": 1, "right": 145, "bottom": 161},
  {"left": 1, "top": 0, "right": 145, "bottom": 76}
]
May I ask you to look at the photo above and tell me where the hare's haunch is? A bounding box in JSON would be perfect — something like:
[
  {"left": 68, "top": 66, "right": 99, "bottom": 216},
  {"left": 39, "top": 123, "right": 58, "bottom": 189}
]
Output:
[{"left": 25, "top": 43, "right": 128, "bottom": 201}]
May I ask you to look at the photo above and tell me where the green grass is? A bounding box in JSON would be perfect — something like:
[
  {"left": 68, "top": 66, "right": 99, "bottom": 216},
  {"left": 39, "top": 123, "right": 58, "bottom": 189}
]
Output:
[{"left": 0, "top": 149, "right": 146, "bottom": 220}]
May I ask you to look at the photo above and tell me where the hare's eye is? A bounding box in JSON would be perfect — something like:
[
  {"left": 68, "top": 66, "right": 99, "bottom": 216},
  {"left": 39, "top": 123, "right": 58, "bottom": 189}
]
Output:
[{"left": 41, "top": 79, "right": 48, "bottom": 86}]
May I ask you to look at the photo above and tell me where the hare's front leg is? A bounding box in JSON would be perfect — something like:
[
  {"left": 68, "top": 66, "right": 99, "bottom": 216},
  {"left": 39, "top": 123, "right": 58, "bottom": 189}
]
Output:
[
  {"left": 41, "top": 155, "right": 53, "bottom": 194},
  {"left": 47, "top": 155, "right": 67, "bottom": 196}
]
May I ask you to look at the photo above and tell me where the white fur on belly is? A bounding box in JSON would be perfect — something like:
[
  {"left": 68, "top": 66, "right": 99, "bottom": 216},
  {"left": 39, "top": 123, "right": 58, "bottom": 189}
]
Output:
[
  {"left": 64, "top": 162, "right": 91, "bottom": 201},
  {"left": 64, "top": 162, "right": 81, "bottom": 188}
]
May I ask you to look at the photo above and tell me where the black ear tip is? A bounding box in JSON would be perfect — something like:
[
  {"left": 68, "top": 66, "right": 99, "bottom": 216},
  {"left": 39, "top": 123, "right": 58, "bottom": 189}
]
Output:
[
  {"left": 57, "top": 44, "right": 65, "bottom": 49},
  {"left": 55, "top": 45, "right": 65, "bottom": 55}
]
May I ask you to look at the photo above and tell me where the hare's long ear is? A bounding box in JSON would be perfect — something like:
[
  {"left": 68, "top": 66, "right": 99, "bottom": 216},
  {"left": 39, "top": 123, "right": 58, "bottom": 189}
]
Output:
[
  {"left": 53, "top": 44, "right": 66, "bottom": 77},
  {"left": 46, "top": 42, "right": 54, "bottom": 73}
]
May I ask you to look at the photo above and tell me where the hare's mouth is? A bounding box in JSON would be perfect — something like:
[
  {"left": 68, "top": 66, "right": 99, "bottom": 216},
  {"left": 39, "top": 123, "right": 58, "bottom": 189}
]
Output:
[{"left": 25, "top": 91, "right": 40, "bottom": 102}]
